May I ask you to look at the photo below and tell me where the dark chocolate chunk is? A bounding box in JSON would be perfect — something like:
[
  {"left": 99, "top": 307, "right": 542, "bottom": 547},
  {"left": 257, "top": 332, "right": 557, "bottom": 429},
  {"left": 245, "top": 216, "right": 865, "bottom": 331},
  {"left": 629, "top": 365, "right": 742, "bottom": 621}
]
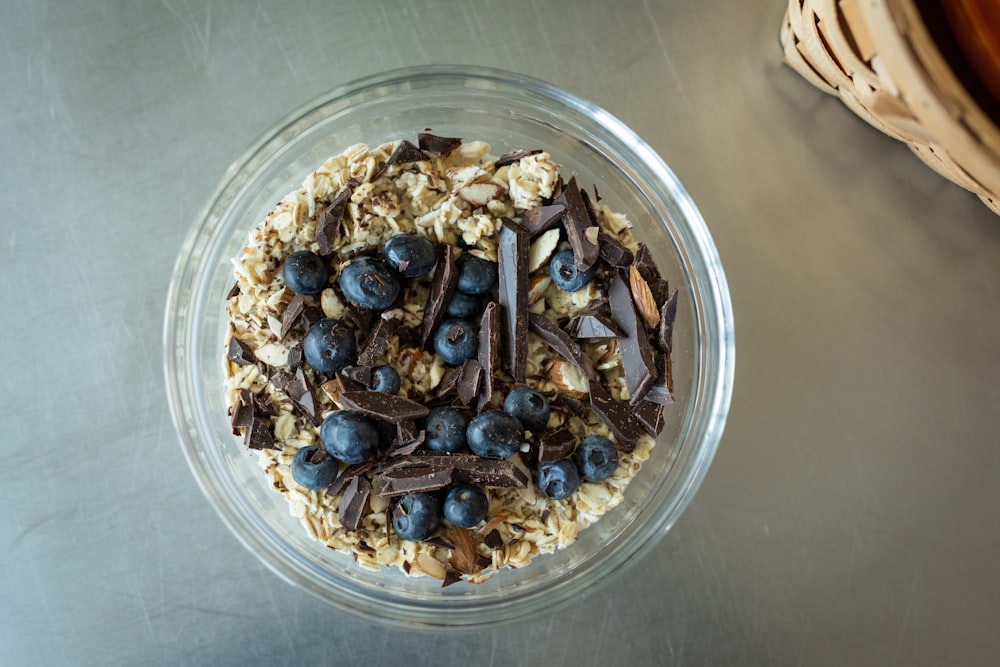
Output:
[
  {"left": 527, "top": 312, "right": 596, "bottom": 379},
  {"left": 253, "top": 393, "right": 278, "bottom": 418},
  {"left": 395, "top": 420, "right": 419, "bottom": 445},
  {"left": 417, "top": 132, "right": 462, "bottom": 155},
  {"left": 226, "top": 336, "right": 256, "bottom": 366},
  {"left": 420, "top": 244, "right": 459, "bottom": 349},
  {"left": 566, "top": 311, "right": 623, "bottom": 339},
  {"left": 299, "top": 304, "right": 325, "bottom": 332},
  {"left": 588, "top": 381, "right": 641, "bottom": 451},
  {"left": 269, "top": 367, "right": 321, "bottom": 425},
  {"left": 442, "top": 565, "right": 464, "bottom": 588},
  {"left": 657, "top": 288, "right": 679, "bottom": 354},
  {"left": 494, "top": 149, "right": 542, "bottom": 168},
  {"left": 345, "top": 302, "right": 373, "bottom": 332},
  {"left": 555, "top": 177, "right": 599, "bottom": 271},
  {"left": 317, "top": 183, "right": 355, "bottom": 256},
  {"left": 377, "top": 462, "right": 453, "bottom": 496},
  {"left": 455, "top": 359, "right": 482, "bottom": 407},
  {"left": 338, "top": 391, "right": 429, "bottom": 423},
  {"left": 521, "top": 204, "right": 566, "bottom": 237},
  {"left": 477, "top": 301, "right": 499, "bottom": 412},
  {"left": 483, "top": 529, "right": 503, "bottom": 550},
  {"left": 279, "top": 293, "right": 306, "bottom": 340},
  {"left": 230, "top": 389, "right": 254, "bottom": 435},
  {"left": 226, "top": 282, "right": 240, "bottom": 299},
  {"left": 342, "top": 365, "right": 373, "bottom": 387},
  {"left": 387, "top": 421, "right": 425, "bottom": 457},
  {"left": 537, "top": 427, "right": 576, "bottom": 463},
  {"left": 356, "top": 314, "right": 399, "bottom": 367},
  {"left": 633, "top": 244, "right": 670, "bottom": 306},
  {"left": 598, "top": 232, "right": 634, "bottom": 268},
  {"left": 498, "top": 219, "right": 530, "bottom": 382},
  {"left": 244, "top": 417, "right": 276, "bottom": 450},
  {"left": 386, "top": 140, "right": 428, "bottom": 165},
  {"left": 435, "top": 366, "right": 462, "bottom": 400},
  {"left": 608, "top": 272, "right": 657, "bottom": 405},
  {"left": 644, "top": 354, "right": 675, "bottom": 406},
  {"left": 287, "top": 345, "right": 303, "bottom": 371},
  {"left": 326, "top": 462, "right": 373, "bottom": 499},
  {"left": 634, "top": 399, "right": 665, "bottom": 437},
  {"left": 379, "top": 453, "right": 528, "bottom": 489},
  {"left": 338, "top": 475, "right": 372, "bottom": 531}
]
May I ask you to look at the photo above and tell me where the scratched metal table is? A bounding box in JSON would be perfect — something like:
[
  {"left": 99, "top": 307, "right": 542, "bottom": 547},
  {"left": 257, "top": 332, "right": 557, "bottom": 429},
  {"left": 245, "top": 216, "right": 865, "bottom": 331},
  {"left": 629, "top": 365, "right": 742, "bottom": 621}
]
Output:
[{"left": 3, "top": 1, "right": 1000, "bottom": 665}]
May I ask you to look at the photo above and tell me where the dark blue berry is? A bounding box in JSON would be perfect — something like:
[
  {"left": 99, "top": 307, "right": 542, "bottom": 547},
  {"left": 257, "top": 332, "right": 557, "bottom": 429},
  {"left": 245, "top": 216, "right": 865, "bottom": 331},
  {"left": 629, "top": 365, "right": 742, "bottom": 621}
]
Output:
[
  {"left": 503, "top": 386, "right": 550, "bottom": 432},
  {"left": 320, "top": 411, "right": 380, "bottom": 465},
  {"left": 433, "top": 318, "right": 478, "bottom": 365},
  {"left": 290, "top": 446, "right": 339, "bottom": 490},
  {"left": 445, "top": 291, "right": 483, "bottom": 320},
  {"left": 443, "top": 484, "right": 489, "bottom": 528},
  {"left": 369, "top": 365, "right": 401, "bottom": 394},
  {"left": 573, "top": 435, "right": 619, "bottom": 481},
  {"left": 549, "top": 249, "right": 593, "bottom": 292},
  {"left": 425, "top": 407, "right": 470, "bottom": 453},
  {"left": 537, "top": 459, "right": 580, "bottom": 500},
  {"left": 303, "top": 319, "right": 356, "bottom": 373},
  {"left": 392, "top": 492, "right": 440, "bottom": 541},
  {"left": 455, "top": 253, "right": 498, "bottom": 295},
  {"left": 338, "top": 255, "right": 400, "bottom": 310},
  {"left": 382, "top": 233, "right": 437, "bottom": 278},
  {"left": 467, "top": 410, "right": 523, "bottom": 459},
  {"left": 282, "top": 250, "right": 329, "bottom": 295}
]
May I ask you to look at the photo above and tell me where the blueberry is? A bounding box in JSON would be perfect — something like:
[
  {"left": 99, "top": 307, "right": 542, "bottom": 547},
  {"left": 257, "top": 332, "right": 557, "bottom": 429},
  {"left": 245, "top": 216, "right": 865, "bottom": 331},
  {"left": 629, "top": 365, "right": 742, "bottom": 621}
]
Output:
[
  {"left": 445, "top": 291, "right": 483, "bottom": 320},
  {"left": 290, "top": 446, "right": 339, "bottom": 490},
  {"left": 503, "top": 386, "right": 550, "bottom": 432},
  {"left": 443, "top": 484, "right": 489, "bottom": 528},
  {"left": 369, "top": 365, "right": 401, "bottom": 394},
  {"left": 537, "top": 459, "right": 580, "bottom": 500},
  {"left": 382, "top": 233, "right": 437, "bottom": 278},
  {"left": 549, "top": 249, "right": 593, "bottom": 292},
  {"left": 425, "top": 407, "right": 470, "bottom": 453},
  {"left": 467, "top": 410, "right": 523, "bottom": 459},
  {"left": 392, "top": 492, "right": 440, "bottom": 541},
  {"left": 433, "top": 318, "right": 478, "bottom": 365},
  {"left": 320, "top": 411, "right": 380, "bottom": 464},
  {"left": 455, "top": 253, "right": 498, "bottom": 295},
  {"left": 338, "top": 255, "right": 400, "bottom": 310},
  {"left": 303, "top": 319, "right": 356, "bottom": 373},
  {"left": 282, "top": 250, "right": 329, "bottom": 295},
  {"left": 573, "top": 435, "right": 619, "bottom": 481}
]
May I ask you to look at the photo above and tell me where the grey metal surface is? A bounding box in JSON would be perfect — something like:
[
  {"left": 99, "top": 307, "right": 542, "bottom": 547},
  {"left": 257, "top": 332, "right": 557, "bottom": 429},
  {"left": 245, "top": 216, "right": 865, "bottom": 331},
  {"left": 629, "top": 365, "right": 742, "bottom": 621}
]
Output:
[{"left": 3, "top": 1, "right": 999, "bottom": 665}]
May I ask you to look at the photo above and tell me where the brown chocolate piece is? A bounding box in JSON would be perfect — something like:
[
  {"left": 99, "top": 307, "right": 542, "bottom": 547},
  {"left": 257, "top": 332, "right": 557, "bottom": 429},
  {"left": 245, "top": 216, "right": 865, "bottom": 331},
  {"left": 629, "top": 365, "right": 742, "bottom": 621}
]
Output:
[
  {"left": 356, "top": 314, "right": 399, "bottom": 367},
  {"left": 253, "top": 393, "right": 278, "bottom": 418},
  {"left": 244, "top": 417, "right": 276, "bottom": 450},
  {"left": 226, "top": 336, "right": 256, "bottom": 366},
  {"left": 316, "top": 182, "right": 356, "bottom": 256},
  {"left": 338, "top": 391, "right": 429, "bottom": 423},
  {"left": 598, "top": 232, "right": 634, "bottom": 268},
  {"left": 269, "top": 367, "right": 321, "bottom": 425},
  {"left": 279, "top": 293, "right": 306, "bottom": 340},
  {"left": 338, "top": 475, "right": 371, "bottom": 531},
  {"left": 477, "top": 302, "right": 499, "bottom": 412},
  {"left": 537, "top": 427, "right": 576, "bottom": 463},
  {"left": 435, "top": 366, "right": 461, "bottom": 400},
  {"left": 455, "top": 359, "right": 482, "bottom": 407},
  {"left": 287, "top": 345, "right": 303, "bottom": 370},
  {"left": 420, "top": 244, "right": 458, "bottom": 349},
  {"left": 379, "top": 453, "right": 528, "bottom": 489},
  {"left": 644, "top": 354, "right": 675, "bottom": 406},
  {"left": 521, "top": 204, "right": 566, "bottom": 237},
  {"left": 226, "top": 282, "right": 240, "bottom": 299},
  {"left": 497, "top": 219, "right": 530, "bottom": 382},
  {"left": 527, "top": 312, "right": 596, "bottom": 379},
  {"left": 386, "top": 139, "right": 428, "bottom": 165},
  {"left": 230, "top": 389, "right": 254, "bottom": 435},
  {"left": 588, "top": 381, "right": 641, "bottom": 450},
  {"left": 442, "top": 566, "right": 464, "bottom": 588},
  {"left": 299, "top": 304, "right": 325, "bottom": 332},
  {"left": 494, "top": 149, "right": 542, "bottom": 168},
  {"left": 608, "top": 272, "right": 657, "bottom": 405},
  {"left": 378, "top": 462, "right": 453, "bottom": 496},
  {"left": 634, "top": 399, "right": 665, "bottom": 437},
  {"left": 345, "top": 302, "right": 372, "bottom": 332},
  {"left": 555, "top": 177, "right": 599, "bottom": 271},
  {"left": 326, "top": 462, "right": 373, "bottom": 499},
  {"left": 658, "top": 288, "right": 679, "bottom": 354},
  {"left": 633, "top": 244, "right": 670, "bottom": 307},
  {"left": 417, "top": 132, "right": 462, "bottom": 155},
  {"left": 566, "top": 311, "right": 623, "bottom": 339},
  {"left": 388, "top": 420, "right": 425, "bottom": 457},
  {"left": 482, "top": 529, "right": 503, "bottom": 549},
  {"left": 342, "top": 365, "right": 373, "bottom": 387}
]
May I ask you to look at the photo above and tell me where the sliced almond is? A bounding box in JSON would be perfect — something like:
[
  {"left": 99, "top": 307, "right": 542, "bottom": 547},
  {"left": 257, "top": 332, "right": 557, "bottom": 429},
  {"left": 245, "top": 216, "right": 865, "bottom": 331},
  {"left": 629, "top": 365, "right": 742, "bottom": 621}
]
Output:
[
  {"left": 547, "top": 360, "right": 590, "bottom": 398},
  {"left": 584, "top": 226, "right": 600, "bottom": 245},
  {"left": 320, "top": 379, "right": 343, "bottom": 403},
  {"left": 528, "top": 228, "right": 561, "bottom": 272},
  {"left": 528, "top": 275, "right": 551, "bottom": 306},
  {"left": 457, "top": 181, "right": 503, "bottom": 207},
  {"left": 321, "top": 287, "right": 347, "bottom": 319},
  {"left": 414, "top": 551, "right": 446, "bottom": 580},
  {"left": 444, "top": 526, "right": 480, "bottom": 575},
  {"left": 628, "top": 265, "right": 660, "bottom": 328}
]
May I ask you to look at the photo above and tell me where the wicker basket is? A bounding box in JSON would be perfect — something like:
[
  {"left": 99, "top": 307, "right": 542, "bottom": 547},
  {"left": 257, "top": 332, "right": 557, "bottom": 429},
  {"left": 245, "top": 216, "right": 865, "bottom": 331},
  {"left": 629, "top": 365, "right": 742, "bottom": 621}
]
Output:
[{"left": 781, "top": 0, "right": 1000, "bottom": 214}]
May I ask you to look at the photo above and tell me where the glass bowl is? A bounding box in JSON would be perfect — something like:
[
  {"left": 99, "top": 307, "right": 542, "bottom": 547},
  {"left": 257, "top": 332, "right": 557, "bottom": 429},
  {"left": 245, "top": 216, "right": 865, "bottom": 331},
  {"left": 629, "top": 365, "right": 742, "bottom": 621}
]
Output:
[{"left": 164, "top": 65, "right": 734, "bottom": 630}]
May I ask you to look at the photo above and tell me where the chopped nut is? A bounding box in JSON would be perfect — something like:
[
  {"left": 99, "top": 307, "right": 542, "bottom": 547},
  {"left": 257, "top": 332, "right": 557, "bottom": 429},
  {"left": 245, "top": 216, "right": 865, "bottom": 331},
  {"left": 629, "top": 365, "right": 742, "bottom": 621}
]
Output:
[
  {"left": 528, "top": 275, "right": 551, "bottom": 306},
  {"left": 528, "top": 228, "right": 561, "bottom": 272},
  {"left": 628, "top": 265, "right": 660, "bottom": 328},
  {"left": 457, "top": 181, "right": 503, "bottom": 207},
  {"left": 547, "top": 360, "right": 590, "bottom": 398}
]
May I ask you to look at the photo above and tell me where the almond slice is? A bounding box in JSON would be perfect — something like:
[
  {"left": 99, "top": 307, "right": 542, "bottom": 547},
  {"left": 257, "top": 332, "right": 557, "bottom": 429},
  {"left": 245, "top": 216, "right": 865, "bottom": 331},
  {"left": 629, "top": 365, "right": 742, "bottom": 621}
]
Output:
[
  {"left": 527, "top": 275, "right": 551, "bottom": 306},
  {"left": 528, "top": 228, "right": 561, "bottom": 272},
  {"left": 457, "top": 182, "right": 503, "bottom": 207},
  {"left": 628, "top": 265, "right": 660, "bottom": 328}
]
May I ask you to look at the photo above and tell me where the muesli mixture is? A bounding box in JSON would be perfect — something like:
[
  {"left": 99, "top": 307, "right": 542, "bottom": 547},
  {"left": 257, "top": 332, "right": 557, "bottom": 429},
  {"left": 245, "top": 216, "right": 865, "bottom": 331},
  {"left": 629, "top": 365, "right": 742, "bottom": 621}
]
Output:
[{"left": 224, "top": 133, "right": 677, "bottom": 585}]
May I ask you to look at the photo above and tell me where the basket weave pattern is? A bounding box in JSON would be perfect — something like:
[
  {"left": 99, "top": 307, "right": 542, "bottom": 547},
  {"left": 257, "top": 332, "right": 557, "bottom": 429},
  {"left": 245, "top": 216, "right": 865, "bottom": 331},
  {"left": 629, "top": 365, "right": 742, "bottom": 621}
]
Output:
[{"left": 781, "top": 0, "right": 1000, "bottom": 214}]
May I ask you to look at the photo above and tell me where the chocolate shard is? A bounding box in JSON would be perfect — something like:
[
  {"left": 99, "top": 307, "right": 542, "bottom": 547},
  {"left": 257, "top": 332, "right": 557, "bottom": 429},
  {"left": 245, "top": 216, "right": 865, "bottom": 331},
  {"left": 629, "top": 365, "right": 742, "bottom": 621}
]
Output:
[
  {"left": 339, "top": 475, "right": 372, "bottom": 531},
  {"left": 598, "top": 232, "right": 634, "bottom": 268},
  {"left": 244, "top": 417, "right": 276, "bottom": 450},
  {"left": 356, "top": 313, "right": 399, "bottom": 367},
  {"left": 658, "top": 288, "right": 679, "bottom": 354},
  {"left": 588, "top": 381, "right": 642, "bottom": 451},
  {"left": 608, "top": 271, "right": 657, "bottom": 405},
  {"left": 226, "top": 336, "right": 256, "bottom": 366},
  {"left": 382, "top": 453, "right": 528, "bottom": 489},
  {"left": 521, "top": 204, "right": 566, "bottom": 237},
  {"left": 476, "top": 302, "right": 499, "bottom": 412},
  {"left": 633, "top": 244, "right": 670, "bottom": 307},
  {"left": 269, "top": 367, "right": 321, "bottom": 425},
  {"left": 378, "top": 463, "right": 454, "bottom": 496},
  {"left": 230, "top": 389, "right": 254, "bottom": 435},
  {"left": 442, "top": 565, "right": 464, "bottom": 588},
  {"left": 537, "top": 427, "right": 576, "bottom": 463},
  {"left": 253, "top": 394, "right": 278, "bottom": 418},
  {"left": 317, "top": 182, "right": 355, "bottom": 256},
  {"left": 279, "top": 293, "right": 306, "bottom": 340},
  {"left": 338, "top": 391, "right": 430, "bottom": 423},
  {"left": 555, "top": 177, "right": 599, "bottom": 271},
  {"left": 498, "top": 219, "right": 530, "bottom": 382},
  {"left": 483, "top": 528, "right": 503, "bottom": 549},
  {"left": 644, "top": 353, "right": 675, "bottom": 406},
  {"left": 345, "top": 302, "right": 373, "bottom": 332},
  {"left": 527, "top": 312, "right": 596, "bottom": 379},
  {"left": 420, "top": 244, "right": 459, "bottom": 349},
  {"left": 299, "top": 304, "right": 325, "bottom": 332},
  {"left": 494, "top": 149, "right": 542, "bottom": 168},
  {"left": 436, "top": 366, "right": 462, "bottom": 400},
  {"left": 287, "top": 345, "right": 303, "bottom": 371},
  {"left": 342, "top": 365, "right": 373, "bottom": 387},
  {"left": 455, "top": 359, "right": 482, "bottom": 407},
  {"left": 635, "top": 399, "right": 665, "bottom": 437},
  {"left": 387, "top": 420, "right": 426, "bottom": 457},
  {"left": 326, "top": 462, "right": 373, "bottom": 499},
  {"left": 386, "top": 139, "right": 429, "bottom": 165},
  {"left": 417, "top": 132, "right": 462, "bottom": 155},
  {"left": 566, "top": 311, "right": 623, "bottom": 340},
  {"left": 226, "top": 282, "right": 240, "bottom": 299}
]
